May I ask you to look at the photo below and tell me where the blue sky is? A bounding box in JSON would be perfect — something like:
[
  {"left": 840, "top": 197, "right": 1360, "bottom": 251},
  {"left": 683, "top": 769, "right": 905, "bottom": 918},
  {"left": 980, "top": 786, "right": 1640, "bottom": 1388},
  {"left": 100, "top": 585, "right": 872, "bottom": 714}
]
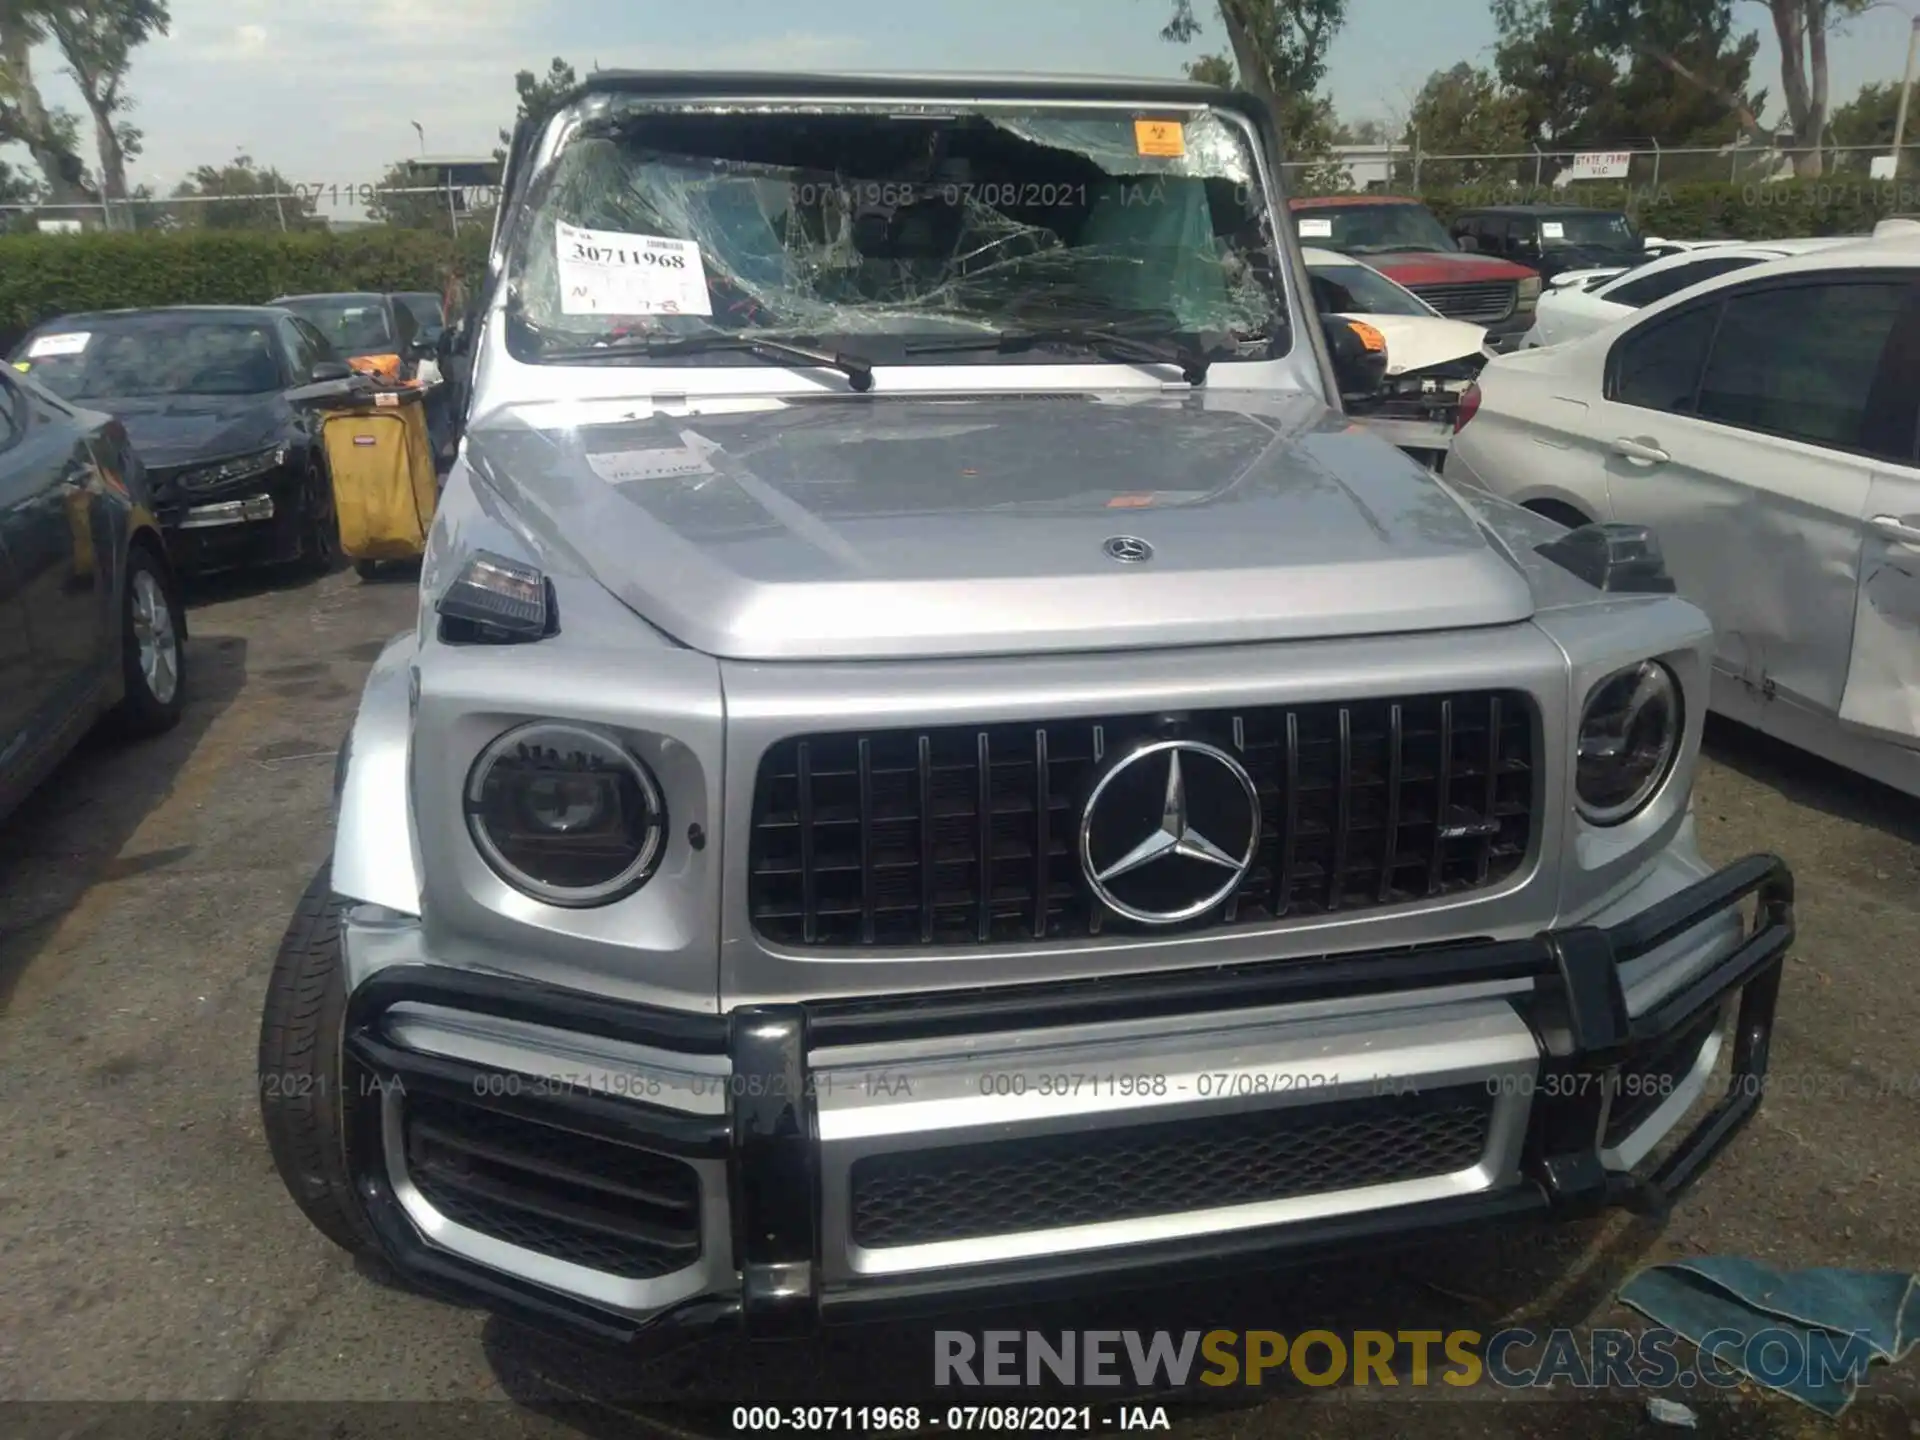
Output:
[{"left": 18, "top": 0, "right": 1920, "bottom": 197}]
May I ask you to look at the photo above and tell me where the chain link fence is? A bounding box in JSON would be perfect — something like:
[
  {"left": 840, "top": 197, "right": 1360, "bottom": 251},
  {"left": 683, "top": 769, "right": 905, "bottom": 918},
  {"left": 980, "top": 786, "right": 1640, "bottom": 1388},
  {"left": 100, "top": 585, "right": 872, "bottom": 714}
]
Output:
[
  {"left": 7, "top": 140, "right": 1920, "bottom": 234},
  {"left": 0, "top": 182, "right": 503, "bottom": 235},
  {"left": 1285, "top": 141, "right": 1920, "bottom": 198}
]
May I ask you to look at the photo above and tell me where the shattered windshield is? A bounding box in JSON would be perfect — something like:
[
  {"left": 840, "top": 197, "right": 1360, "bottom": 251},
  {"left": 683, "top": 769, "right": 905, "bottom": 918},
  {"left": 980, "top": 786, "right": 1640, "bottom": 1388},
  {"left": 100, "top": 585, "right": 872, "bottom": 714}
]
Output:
[{"left": 504, "top": 101, "right": 1290, "bottom": 365}]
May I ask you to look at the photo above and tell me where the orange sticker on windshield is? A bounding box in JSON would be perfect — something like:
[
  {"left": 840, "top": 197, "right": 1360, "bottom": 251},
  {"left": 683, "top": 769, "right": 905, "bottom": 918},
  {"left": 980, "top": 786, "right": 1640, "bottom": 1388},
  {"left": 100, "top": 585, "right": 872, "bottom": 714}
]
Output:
[{"left": 1135, "top": 119, "right": 1186, "bottom": 157}]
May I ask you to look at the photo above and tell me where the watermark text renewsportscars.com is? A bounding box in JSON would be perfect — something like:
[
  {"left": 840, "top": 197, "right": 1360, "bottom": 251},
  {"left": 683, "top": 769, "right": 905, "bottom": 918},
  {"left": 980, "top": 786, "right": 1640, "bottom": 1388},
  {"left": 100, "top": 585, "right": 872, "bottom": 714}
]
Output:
[{"left": 933, "top": 1327, "right": 1884, "bottom": 1394}]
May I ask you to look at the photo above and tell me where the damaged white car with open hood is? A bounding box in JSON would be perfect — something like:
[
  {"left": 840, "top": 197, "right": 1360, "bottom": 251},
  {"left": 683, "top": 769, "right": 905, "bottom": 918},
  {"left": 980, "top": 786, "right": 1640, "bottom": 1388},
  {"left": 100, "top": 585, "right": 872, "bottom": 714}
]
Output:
[
  {"left": 1304, "top": 245, "right": 1490, "bottom": 468},
  {"left": 258, "top": 72, "right": 1796, "bottom": 1349}
]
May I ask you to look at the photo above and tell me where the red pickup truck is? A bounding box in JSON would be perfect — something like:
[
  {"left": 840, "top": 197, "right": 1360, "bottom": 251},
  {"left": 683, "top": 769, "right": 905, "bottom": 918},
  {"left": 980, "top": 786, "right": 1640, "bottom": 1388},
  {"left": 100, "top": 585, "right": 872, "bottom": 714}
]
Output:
[{"left": 1291, "top": 196, "right": 1541, "bottom": 352}]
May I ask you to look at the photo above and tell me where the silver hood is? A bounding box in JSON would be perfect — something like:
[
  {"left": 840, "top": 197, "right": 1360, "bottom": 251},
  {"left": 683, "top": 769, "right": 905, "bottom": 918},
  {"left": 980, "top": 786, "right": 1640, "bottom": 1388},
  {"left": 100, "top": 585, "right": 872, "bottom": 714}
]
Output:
[{"left": 466, "top": 389, "right": 1535, "bottom": 660}]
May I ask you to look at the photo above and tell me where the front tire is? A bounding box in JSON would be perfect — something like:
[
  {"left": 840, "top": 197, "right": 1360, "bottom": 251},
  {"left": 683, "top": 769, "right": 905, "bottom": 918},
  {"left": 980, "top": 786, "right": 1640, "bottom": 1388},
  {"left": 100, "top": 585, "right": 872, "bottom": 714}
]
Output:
[
  {"left": 109, "top": 543, "right": 185, "bottom": 738},
  {"left": 300, "top": 473, "right": 340, "bottom": 576},
  {"left": 259, "top": 864, "right": 378, "bottom": 1256}
]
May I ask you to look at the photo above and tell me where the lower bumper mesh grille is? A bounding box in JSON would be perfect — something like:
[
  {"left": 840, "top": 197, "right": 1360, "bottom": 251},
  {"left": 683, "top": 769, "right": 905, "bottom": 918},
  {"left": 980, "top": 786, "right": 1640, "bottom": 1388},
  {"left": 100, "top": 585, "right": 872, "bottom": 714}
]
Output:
[
  {"left": 402, "top": 1094, "right": 702, "bottom": 1279},
  {"left": 848, "top": 1089, "right": 1496, "bottom": 1250}
]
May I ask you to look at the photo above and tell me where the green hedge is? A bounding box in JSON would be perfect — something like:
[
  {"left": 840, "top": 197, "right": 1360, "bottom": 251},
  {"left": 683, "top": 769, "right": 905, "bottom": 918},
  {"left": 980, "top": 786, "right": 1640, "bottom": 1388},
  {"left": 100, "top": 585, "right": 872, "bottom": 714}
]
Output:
[
  {"left": 0, "top": 228, "right": 492, "bottom": 349},
  {"left": 1418, "top": 180, "right": 1918, "bottom": 240}
]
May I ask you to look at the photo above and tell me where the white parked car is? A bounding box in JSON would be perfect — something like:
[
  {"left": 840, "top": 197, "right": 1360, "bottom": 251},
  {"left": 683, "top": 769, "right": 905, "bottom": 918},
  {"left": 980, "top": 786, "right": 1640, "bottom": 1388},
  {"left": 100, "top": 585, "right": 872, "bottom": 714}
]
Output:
[
  {"left": 1449, "top": 236, "right": 1920, "bottom": 796},
  {"left": 1522, "top": 239, "right": 1854, "bottom": 349},
  {"left": 1304, "top": 245, "right": 1488, "bottom": 464},
  {"left": 1639, "top": 237, "right": 1741, "bottom": 259},
  {"left": 1303, "top": 246, "right": 1489, "bottom": 378}
]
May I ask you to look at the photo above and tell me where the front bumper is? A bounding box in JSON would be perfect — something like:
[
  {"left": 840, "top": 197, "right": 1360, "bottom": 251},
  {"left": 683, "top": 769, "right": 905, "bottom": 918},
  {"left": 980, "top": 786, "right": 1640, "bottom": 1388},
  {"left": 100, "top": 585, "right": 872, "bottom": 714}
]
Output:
[
  {"left": 157, "top": 466, "right": 309, "bottom": 572},
  {"left": 339, "top": 853, "right": 1792, "bottom": 1347}
]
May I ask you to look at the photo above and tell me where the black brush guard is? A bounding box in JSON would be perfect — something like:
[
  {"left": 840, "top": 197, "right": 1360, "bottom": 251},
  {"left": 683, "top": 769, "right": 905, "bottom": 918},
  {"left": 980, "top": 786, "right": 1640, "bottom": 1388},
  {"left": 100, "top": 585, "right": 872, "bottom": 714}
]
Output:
[{"left": 338, "top": 852, "right": 1793, "bottom": 1346}]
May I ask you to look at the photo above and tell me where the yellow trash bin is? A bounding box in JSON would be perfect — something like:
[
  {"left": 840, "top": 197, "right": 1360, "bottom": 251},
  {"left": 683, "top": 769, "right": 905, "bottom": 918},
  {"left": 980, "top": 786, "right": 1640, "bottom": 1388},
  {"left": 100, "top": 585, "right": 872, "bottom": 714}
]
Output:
[{"left": 318, "top": 392, "right": 437, "bottom": 569}]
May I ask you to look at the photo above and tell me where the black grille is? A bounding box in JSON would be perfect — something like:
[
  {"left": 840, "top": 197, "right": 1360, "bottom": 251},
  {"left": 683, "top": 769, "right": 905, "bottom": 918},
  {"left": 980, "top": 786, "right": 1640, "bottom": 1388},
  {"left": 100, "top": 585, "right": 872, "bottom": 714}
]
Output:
[
  {"left": 748, "top": 691, "right": 1536, "bottom": 948},
  {"left": 1603, "top": 1009, "right": 1722, "bottom": 1149},
  {"left": 849, "top": 1089, "right": 1495, "bottom": 1249},
  {"left": 1406, "top": 281, "right": 1517, "bottom": 323},
  {"left": 402, "top": 1094, "right": 702, "bottom": 1278}
]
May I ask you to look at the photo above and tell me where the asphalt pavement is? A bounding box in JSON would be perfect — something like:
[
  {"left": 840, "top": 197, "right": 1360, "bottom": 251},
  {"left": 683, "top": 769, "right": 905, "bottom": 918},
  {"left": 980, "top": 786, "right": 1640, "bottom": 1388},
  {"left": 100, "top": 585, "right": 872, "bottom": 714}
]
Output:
[{"left": 0, "top": 564, "right": 1914, "bottom": 1439}]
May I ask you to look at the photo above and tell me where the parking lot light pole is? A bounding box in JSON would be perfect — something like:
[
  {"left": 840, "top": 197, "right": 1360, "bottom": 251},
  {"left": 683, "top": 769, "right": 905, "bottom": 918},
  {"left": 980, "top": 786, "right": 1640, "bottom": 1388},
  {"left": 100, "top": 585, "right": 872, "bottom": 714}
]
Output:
[{"left": 1894, "top": 16, "right": 1920, "bottom": 178}]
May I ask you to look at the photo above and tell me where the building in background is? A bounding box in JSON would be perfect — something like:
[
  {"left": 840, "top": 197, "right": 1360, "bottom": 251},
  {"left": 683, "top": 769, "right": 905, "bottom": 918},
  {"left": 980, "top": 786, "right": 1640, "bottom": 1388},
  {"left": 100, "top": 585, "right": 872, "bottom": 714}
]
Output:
[{"left": 399, "top": 156, "right": 503, "bottom": 225}]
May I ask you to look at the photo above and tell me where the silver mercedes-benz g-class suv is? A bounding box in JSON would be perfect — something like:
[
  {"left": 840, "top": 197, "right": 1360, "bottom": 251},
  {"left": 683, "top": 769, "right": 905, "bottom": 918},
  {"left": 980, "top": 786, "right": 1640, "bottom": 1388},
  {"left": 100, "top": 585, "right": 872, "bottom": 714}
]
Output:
[{"left": 259, "top": 72, "right": 1794, "bottom": 1347}]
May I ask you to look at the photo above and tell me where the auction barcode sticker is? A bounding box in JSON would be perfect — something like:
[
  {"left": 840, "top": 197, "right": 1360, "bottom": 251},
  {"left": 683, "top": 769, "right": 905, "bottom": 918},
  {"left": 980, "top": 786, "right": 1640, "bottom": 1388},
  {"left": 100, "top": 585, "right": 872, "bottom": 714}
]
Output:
[
  {"left": 556, "top": 220, "right": 713, "bottom": 317},
  {"left": 28, "top": 331, "right": 90, "bottom": 357}
]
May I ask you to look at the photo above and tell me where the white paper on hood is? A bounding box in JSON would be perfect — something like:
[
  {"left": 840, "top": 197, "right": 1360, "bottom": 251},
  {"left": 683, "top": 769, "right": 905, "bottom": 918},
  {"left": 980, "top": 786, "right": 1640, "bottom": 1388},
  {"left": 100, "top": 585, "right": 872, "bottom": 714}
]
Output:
[
  {"left": 1298, "top": 217, "right": 1334, "bottom": 238},
  {"left": 556, "top": 220, "right": 713, "bottom": 317},
  {"left": 1541, "top": 221, "right": 1566, "bottom": 238},
  {"left": 585, "top": 430, "right": 723, "bottom": 483},
  {"left": 28, "top": 331, "right": 90, "bottom": 357}
]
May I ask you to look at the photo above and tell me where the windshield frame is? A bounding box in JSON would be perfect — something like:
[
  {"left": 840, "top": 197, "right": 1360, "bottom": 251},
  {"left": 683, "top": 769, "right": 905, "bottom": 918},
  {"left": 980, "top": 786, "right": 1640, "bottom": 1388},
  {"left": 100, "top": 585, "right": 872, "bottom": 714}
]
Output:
[
  {"left": 492, "top": 90, "right": 1299, "bottom": 374},
  {"left": 11, "top": 312, "right": 292, "bottom": 400}
]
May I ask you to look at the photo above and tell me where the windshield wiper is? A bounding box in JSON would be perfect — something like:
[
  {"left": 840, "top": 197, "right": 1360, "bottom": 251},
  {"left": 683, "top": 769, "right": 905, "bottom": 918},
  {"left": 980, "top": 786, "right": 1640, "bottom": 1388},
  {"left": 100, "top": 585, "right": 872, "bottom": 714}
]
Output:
[
  {"left": 905, "top": 324, "right": 1230, "bottom": 385},
  {"left": 539, "top": 332, "right": 875, "bottom": 392}
]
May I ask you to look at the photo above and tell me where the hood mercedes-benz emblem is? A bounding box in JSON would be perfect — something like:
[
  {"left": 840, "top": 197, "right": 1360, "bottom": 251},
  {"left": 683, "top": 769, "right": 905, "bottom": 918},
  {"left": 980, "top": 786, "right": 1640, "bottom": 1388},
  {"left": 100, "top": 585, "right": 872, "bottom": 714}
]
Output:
[
  {"left": 1104, "top": 535, "right": 1153, "bottom": 563},
  {"left": 1079, "top": 739, "right": 1261, "bottom": 925}
]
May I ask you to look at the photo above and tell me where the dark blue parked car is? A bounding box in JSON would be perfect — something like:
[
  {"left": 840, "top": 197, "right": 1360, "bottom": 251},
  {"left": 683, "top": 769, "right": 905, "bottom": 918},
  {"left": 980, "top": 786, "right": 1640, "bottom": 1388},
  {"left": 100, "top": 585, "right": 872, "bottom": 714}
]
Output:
[{"left": 0, "top": 361, "right": 187, "bottom": 825}]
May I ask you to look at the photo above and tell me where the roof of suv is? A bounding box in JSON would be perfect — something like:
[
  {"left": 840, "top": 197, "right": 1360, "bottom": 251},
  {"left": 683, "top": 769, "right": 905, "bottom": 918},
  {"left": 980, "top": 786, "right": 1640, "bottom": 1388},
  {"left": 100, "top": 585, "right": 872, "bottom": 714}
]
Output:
[
  {"left": 1456, "top": 205, "right": 1625, "bottom": 217},
  {"left": 1290, "top": 195, "right": 1425, "bottom": 208},
  {"left": 557, "top": 70, "right": 1241, "bottom": 109},
  {"left": 25, "top": 304, "right": 288, "bottom": 327},
  {"left": 272, "top": 292, "right": 389, "bottom": 305}
]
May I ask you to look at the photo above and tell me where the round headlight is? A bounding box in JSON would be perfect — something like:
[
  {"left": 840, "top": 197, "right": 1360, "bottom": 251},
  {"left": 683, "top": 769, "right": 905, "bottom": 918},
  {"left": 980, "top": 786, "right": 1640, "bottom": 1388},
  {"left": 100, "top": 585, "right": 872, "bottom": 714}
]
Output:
[
  {"left": 1576, "top": 661, "right": 1681, "bottom": 825},
  {"left": 465, "top": 722, "right": 665, "bottom": 905}
]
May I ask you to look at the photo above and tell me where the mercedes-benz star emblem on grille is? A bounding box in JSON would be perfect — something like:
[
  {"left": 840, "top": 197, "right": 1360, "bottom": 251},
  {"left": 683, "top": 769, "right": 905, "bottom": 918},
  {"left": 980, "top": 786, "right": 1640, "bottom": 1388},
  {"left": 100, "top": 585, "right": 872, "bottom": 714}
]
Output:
[
  {"left": 1103, "top": 535, "right": 1153, "bottom": 563},
  {"left": 1079, "top": 739, "right": 1261, "bottom": 925}
]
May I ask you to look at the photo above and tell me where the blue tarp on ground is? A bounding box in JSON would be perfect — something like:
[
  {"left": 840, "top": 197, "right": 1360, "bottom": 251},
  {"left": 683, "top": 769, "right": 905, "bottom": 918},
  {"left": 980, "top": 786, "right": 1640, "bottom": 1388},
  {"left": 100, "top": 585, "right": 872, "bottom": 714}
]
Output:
[{"left": 1620, "top": 1257, "right": 1919, "bottom": 1415}]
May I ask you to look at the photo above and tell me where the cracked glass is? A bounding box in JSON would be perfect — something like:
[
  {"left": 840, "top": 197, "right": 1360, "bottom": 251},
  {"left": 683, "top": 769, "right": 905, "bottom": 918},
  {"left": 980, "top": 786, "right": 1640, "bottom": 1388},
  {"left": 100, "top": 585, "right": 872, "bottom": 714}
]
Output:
[{"left": 501, "top": 99, "right": 1291, "bottom": 366}]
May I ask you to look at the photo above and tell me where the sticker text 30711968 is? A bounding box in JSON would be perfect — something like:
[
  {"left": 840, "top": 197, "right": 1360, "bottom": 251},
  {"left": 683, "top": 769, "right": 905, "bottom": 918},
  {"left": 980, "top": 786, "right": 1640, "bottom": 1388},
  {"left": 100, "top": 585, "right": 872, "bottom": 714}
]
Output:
[{"left": 556, "top": 220, "right": 713, "bottom": 317}]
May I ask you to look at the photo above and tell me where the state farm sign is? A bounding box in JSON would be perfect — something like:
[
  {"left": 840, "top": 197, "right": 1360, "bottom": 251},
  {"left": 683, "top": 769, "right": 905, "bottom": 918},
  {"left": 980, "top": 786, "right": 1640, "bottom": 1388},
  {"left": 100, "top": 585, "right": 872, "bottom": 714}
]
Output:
[{"left": 1559, "top": 151, "right": 1633, "bottom": 183}]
